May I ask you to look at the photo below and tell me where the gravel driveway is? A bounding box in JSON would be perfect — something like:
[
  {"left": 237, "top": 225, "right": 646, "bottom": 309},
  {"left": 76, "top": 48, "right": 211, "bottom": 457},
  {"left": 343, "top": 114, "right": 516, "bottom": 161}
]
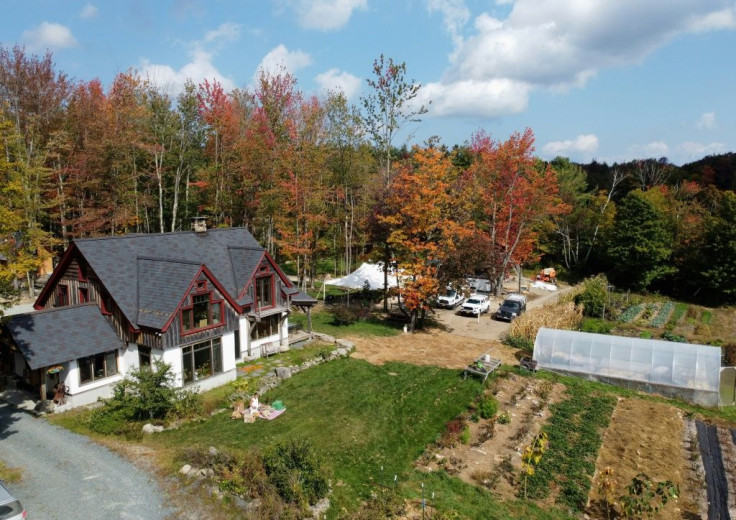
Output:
[{"left": 0, "top": 401, "right": 175, "bottom": 520}]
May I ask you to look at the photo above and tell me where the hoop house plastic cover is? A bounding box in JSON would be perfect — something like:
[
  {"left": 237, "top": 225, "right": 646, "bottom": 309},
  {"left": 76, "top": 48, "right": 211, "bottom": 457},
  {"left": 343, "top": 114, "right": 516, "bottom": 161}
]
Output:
[{"left": 533, "top": 327, "right": 722, "bottom": 406}]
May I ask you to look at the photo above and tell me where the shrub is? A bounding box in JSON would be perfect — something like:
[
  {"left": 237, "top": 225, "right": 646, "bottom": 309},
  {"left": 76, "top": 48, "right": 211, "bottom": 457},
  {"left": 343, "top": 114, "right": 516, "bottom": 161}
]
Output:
[
  {"left": 503, "top": 335, "right": 534, "bottom": 351},
  {"left": 329, "top": 305, "right": 359, "bottom": 326},
  {"left": 87, "top": 361, "right": 203, "bottom": 433},
  {"left": 478, "top": 395, "right": 498, "bottom": 419},
  {"left": 580, "top": 318, "right": 613, "bottom": 335},
  {"left": 263, "top": 438, "right": 330, "bottom": 507},
  {"left": 724, "top": 344, "right": 736, "bottom": 366},
  {"left": 662, "top": 331, "right": 687, "bottom": 343},
  {"left": 460, "top": 426, "right": 471, "bottom": 444},
  {"left": 574, "top": 275, "right": 609, "bottom": 318},
  {"left": 639, "top": 331, "right": 652, "bottom": 339},
  {"left": 497, "top": 411, "right": 511, "bottom": 424}
]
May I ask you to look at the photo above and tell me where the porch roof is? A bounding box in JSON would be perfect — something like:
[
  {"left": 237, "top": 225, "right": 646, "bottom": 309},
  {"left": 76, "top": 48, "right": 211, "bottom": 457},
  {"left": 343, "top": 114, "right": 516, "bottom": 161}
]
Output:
[{"left": 4, "top": 303, "right": 123, "bottom": 370}]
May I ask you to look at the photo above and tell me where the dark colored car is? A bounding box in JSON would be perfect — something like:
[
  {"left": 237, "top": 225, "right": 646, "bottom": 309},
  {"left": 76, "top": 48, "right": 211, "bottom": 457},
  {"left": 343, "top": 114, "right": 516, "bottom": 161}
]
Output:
[{"left": 495, "top": 293, "right": 527, "bottom": 321}]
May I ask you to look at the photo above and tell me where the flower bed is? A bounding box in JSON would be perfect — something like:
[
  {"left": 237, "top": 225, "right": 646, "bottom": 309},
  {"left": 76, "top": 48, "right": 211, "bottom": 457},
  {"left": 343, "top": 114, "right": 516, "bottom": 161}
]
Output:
[{"left": 650, "top": 301, "right": 674, "bottom": 328}]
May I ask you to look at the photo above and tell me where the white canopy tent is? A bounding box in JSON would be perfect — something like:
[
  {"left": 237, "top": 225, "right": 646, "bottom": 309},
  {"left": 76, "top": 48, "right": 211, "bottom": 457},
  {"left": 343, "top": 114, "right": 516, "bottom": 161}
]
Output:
[
  {"left": 533, "top": 327, "right": 723, "bottom": 406},
  {"left": 324, "top": 262, "right": 398, "bottom": 290}
]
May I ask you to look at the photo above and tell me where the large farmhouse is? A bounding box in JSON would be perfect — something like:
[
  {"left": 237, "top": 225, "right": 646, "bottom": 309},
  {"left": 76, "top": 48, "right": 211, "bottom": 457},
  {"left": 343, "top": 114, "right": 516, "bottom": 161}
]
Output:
[{"left": 0, "top": 221, "right": 316, "bottom": 409}]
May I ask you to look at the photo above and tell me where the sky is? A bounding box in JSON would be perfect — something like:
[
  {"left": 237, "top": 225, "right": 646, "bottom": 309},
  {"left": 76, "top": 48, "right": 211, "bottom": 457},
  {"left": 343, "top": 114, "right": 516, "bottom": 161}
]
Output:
[{"left": 2, "top": 0, "right": 736, "bottom": 166}]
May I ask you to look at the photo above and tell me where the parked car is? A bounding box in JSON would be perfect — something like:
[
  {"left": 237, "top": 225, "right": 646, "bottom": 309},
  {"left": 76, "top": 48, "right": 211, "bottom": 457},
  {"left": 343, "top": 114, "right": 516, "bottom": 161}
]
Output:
[
  {"left": 495, "top": 293, "right": 527, "bottom": 321},
  {"left": 460, "top": 294, "right": 490, "bottom": 316},
  {"left": 0, "top": 481, "right": 26, "bottom": 520},
  {"left": 436, "top": 289, "right": 465, "bottom": 309}
]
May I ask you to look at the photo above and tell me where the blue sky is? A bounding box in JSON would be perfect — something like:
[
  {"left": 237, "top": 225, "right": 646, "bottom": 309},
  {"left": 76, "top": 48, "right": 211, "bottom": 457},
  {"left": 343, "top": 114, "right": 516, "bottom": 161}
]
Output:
[{"left": 2, "top": 0, "right": 735, "bottom": 165}]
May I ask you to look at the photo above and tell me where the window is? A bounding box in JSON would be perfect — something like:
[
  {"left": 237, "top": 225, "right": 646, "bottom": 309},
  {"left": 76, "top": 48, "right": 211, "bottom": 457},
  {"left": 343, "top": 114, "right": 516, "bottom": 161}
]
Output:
[
  {"left": 182, "top": 338, "right": 222, "bottom": 384},
  {"left": 138, "top": 345, "right": 151, "bottom": 367},
  {"left": 56, "top": 284, "right": 69, "bottom": 307},
  {"left": 234, "top": 330, "right": 241, "bottom": 359},
  {"left": 78, "top": 265, "right": 88, "bottom": 282},
  {"left": 101, "top": 293, "right": 114, "bottom": 315},
  {"left": 256, "top": 276, "right": 273, "bottom": 308},
  {"left": 78, "top": 350, "right": 118, "bottom": 385},
  {"left": 78, "top": 287, "right": 88, "bottom": 303},
  {"left": 181, "top": 289, "right": 224, "bottom": 333},
  {"left": 251, "top": 314, "right": 280, "bottom": 340}
]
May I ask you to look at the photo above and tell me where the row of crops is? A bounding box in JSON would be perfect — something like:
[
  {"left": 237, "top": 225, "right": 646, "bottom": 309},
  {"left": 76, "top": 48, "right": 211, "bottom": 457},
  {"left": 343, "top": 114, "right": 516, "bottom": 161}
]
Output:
[{"left": 618, "top": 301, "right": 698, "bottom": 328}]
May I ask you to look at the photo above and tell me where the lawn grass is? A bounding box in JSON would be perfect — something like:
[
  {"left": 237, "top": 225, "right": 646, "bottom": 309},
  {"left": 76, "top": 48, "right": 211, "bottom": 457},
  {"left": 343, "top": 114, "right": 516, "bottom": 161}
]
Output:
[
  {"left": 0, "top": 461, "right": 22, "bottom": 483},
  {"left": 290, "top": 309, "right": 402, "bottom": 338},
  {"left": 145, "top": 358, "right": 484, "bottom": 517}
]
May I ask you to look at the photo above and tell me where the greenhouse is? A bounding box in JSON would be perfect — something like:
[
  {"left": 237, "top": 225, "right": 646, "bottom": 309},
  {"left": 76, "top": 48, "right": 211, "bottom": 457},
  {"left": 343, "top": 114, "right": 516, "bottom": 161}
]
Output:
[{"left": 533, "top": 327, "right": 723, "bottom": 406}]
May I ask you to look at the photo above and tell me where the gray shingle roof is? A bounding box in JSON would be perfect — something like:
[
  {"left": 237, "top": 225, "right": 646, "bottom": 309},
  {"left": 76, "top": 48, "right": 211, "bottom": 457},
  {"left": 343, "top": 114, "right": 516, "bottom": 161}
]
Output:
[
  {"left": 73, "top": 228, "right": 264, "bottom": 327},
  {"left": 136, "top": 258, "right": 202, "bottom": 329},
  {"left": 5, "top": 304, "right": 123, "bottom": 370}
]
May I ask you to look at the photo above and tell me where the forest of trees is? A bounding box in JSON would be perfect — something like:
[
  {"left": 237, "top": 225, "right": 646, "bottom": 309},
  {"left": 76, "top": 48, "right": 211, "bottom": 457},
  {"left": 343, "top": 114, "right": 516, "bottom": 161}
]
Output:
[{"left": 0, "top": 46, "right": 734, "bottom": 324}]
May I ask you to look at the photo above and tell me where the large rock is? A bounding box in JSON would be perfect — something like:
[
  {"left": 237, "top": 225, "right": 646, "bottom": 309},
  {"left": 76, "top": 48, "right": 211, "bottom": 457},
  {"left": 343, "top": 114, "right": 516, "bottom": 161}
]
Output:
[
  {"left": 142, "top": 423, "right": 165, "bottom": 434},
  {"left": 275, "top": 367, "right": 292, "bottom": 380},
  {"left": 179, "top": 464, "right": 192, "bottom": 475}
]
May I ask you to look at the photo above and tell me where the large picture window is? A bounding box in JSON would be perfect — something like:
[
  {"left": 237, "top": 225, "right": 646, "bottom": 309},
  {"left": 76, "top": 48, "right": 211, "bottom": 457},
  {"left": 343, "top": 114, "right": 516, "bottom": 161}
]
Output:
[
  {"left": 251, "top": 314, "right": 280, "bottom": 340},
  {"left": 181, "top": 288, "right": 224, "bottom": 333},
  {"left": 182, "top": 338, "right": 223, "bottom": 384},
  {"left": 256, "top": 276, "right": 273, "bottom": 308},
  {"left": 78, "top": 350, "right": 118, "bottom": 385}
]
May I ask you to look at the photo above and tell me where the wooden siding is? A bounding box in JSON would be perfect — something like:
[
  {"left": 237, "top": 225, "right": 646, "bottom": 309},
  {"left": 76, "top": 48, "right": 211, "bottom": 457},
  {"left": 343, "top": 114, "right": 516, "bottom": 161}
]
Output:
[
  {"left": 162, "top": 271, "right": 240, "bottom": 349},
  {"left": 38, "top": 252, "right": 153, "bottom": 348}
]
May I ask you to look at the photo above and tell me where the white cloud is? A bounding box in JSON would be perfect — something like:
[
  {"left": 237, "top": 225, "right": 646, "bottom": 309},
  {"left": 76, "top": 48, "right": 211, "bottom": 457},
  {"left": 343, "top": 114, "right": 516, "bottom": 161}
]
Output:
[
  {"left": 696, "top": 112, "right": 716, "bottom": 130},
  {"left": 204, "top": 22, "right": 241, "bottom": 43},
  {"left": 628, "top": 141, "right": 670, "bottom": 158},
  {"left": 141, "top": 48, "right": 236, "bottom": 95},
  {"left": 677, "top": 141, "right": 727, "bottom": 160},
  {"left": 427, "top": 0, "right": 471, "bottom": 54},
  {"left": 80, "top": 3, "right": 98, "bottom": 19},
  {"left": 542, "top": 134, "right": 599, "bottom": 157},
  {"left": 419, "top": 78, "right": 529, "bottom": 117},
  {"left": 21, "top": 22, "right": 78, "bottom": 51},
  {"left": 427, "top": 0, "right": 736, "bottom": 119},
  {"left": 254, "top": 44, "right": 312, "bottom": 83},
  {"left": 140, "top": 26, "right": 241, "bottom": 96},
  {"left": 292, "top": 0, "right": 367, "bottom": 30},
  {"left": 314, "top": 68, "right": 361, "bottom": 99}
]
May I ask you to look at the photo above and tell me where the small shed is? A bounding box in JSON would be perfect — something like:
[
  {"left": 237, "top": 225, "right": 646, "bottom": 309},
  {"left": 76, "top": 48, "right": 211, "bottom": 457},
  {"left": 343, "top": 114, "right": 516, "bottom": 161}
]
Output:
[{"left": 533, "top": 327, "right": 722, "bottom": 407}]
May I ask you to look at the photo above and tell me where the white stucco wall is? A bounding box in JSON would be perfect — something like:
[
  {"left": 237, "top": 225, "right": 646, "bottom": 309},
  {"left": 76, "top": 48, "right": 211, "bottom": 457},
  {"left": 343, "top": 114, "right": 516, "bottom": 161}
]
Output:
[
  {"left": 163, "top": 332, "right": 237, "bottom": 390},
  {"left": 59, "top": 351, "right": 125, "bottom": 409}
]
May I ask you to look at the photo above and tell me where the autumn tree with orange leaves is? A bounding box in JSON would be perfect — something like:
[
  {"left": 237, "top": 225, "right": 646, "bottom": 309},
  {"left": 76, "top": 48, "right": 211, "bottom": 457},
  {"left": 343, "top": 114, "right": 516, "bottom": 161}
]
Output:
[
  {"left": 467, "top": 128, "right": 568, "bottom": 295},
  {"left": 381, "top": 140, "right": 469, "bottom": 332}
]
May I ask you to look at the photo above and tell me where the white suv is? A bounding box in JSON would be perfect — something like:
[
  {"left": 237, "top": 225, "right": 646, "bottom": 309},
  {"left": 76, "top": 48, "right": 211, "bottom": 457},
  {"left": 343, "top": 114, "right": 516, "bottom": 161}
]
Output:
[{"left": 460, "top": 294, "right": 490, "bottom": 316}]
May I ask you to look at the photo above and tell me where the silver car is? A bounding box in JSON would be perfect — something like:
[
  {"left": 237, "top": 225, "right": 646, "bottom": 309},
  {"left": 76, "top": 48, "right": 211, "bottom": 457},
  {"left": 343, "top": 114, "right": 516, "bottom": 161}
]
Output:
[{"left": 0, "top": 481, "right": 26, "bottom": 520}]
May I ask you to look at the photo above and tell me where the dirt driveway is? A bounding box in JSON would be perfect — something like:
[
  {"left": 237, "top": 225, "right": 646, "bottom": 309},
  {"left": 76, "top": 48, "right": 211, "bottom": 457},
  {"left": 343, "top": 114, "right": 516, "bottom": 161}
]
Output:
[{"left": 350, "top": 284, "right": 574, "bottom": 369}]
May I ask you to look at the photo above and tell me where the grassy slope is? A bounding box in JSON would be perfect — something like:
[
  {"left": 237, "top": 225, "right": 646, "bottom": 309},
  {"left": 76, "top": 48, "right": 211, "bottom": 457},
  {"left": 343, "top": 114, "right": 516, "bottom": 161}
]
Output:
[{"left": 144, "top": 359, "right": 576, "bottom": 518}]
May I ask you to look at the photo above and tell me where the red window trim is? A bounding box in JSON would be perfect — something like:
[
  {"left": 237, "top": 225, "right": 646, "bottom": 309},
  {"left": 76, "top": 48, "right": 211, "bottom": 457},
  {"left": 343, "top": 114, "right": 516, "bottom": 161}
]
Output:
[
  {"left": 100, "top": 293, "right": 113, "bottom": 315},
  {"left": 255, "top": 275, "right": 275, "bottom": 311},
  {"left": 78, "top": 265, "right": 88, "bottom": 282},
  {"left": 78, "top": 287, "right": 89, "bottom": 303},
  {"left": 180, "top": 290, "right": 225, "bottom": 336},
  {"left": 57, "top": 284, "right": 69, "bottom": 306}
]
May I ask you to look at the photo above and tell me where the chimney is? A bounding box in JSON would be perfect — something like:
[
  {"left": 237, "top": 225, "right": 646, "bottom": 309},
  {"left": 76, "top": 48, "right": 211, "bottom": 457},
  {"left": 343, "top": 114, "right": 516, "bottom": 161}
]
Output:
[{"left": 192, "top": 216, "right": 207, "bottom": 234}]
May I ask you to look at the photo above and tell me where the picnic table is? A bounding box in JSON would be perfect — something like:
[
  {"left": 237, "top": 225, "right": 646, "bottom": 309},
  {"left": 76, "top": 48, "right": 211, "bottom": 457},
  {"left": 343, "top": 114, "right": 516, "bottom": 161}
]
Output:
[{"left": 463, "top": 350, "right": 502, "bottom": 381}]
